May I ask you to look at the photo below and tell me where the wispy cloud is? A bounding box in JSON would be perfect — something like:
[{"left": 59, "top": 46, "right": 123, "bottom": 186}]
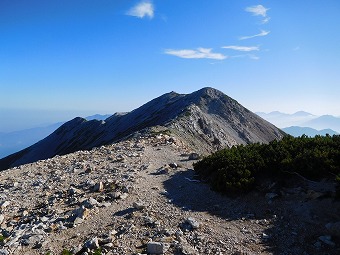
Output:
[
  {"left": 246, "top": 5, "right": 270, "bottom": 24},
  {"left": 164, "top": 48, "right": 227, "bottom": 60},
  {"left": 231, "top": 54, "right": 260, "bottom": 60},
  {"left": 222, "top": 45, "right": 259, "bottom": 52},
  {"left": 239, "top": 30, "right": 270, "bottom": 40},
  {"left": 126, "top": 1, "right": 154, "bottom": 19},
  {"left": 246, "top": 5, "right": 269, "bottom": 17},
  {"left": 262, "top": 17, "right": 271, "bottom": 24}
]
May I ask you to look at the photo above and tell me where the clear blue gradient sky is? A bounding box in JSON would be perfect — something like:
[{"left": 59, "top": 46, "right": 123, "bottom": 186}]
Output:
[{"left": 1, "top": 0, "right": 340, "bottom": 131}]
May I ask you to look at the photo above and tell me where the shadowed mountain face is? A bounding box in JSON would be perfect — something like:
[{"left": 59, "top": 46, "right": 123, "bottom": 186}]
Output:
[{"left": 0, "top": 87, "right": 285, "bottom": 170}]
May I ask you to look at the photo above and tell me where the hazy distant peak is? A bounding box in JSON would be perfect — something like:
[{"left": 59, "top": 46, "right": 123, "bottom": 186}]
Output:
[
  {"left": 260, "top": 111, "right": 314, "bottom": 117},
  {"left": 292, "top": 111, "right": 314, "bottom": 117},
  {"left": 85, "top": 114, "right": 112, "bottom": 121},
  {"left": 268, "top": 111, "right": 287, "bottom": 116},
  {"left": 282, "top": 126, "right": 338, "bottom": 137}
]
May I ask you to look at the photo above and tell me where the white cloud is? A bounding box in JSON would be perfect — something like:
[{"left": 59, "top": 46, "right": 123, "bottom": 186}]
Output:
[
  {"left": 262, "top": 17, "right": 271, "bottom": 24},
  {"left": 126, "top": 1, "right": 154, "bottom": 19},
  {"left": 239, "top": 30, "right": 270, "bottom": 40},
  {"left": 245, "top": 5, "right": 269, "bottom": 17},
  {"left": 164, "top": 48, "right": 227, "bottom": 60},
  {"left": 246, "top": 5, "right": 270, "bottom": 24},
  {"left": 231, "top": 54, "right": 260, "bottom": 60},
  {"left": 222, "top": 45, "right": 259, "bottom": 52}
]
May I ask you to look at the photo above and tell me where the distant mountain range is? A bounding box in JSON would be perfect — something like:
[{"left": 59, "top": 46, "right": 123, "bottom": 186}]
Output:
[
  {"left": 0, "top": 114, "right": 111, "bottom": 159},
  {"left": 2, "top": 101, "right": 339, "bottom": 164},
  {"left": 256, "top": 111, "right": 340, "bottom": 134},
  {"left": 0, "top": 87, "right": 284, "bottom": 170},
  {"left": 282, "top": 126, "right": 338, "bottom": 137}
]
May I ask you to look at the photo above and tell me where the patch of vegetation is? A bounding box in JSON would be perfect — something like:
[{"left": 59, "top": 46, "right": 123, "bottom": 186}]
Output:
[
  {"left": 61, "top": 249, "right": 73, "bottom": 255},
  {"left": 194, "top": 135, "right": 340, "bottom": 195},
  {"left": 150, "top": 128, "right": 171, "bottom": 136},
  {"left": 0, "top": 234, "right": 5, "bottom": 243},
  {"left": 93, "top": 248, "right": 102, "bottom": 255},
  {"left": 184, "top": 110, "right": 191, "bottom": 117}
]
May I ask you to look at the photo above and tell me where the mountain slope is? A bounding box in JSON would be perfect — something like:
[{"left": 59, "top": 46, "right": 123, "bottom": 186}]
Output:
[{"left": 0, "top": 87, "right": 285, "bottom": 170}]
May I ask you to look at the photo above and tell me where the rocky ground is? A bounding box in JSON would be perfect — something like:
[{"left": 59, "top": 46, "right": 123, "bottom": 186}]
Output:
[{"left": 0, "top": 133, "right": 339, "bottom": 255}]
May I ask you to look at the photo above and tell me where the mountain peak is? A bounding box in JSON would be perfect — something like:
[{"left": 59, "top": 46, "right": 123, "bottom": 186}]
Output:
[
  {"left": 292, "top": 111, "right": 314, "bottom": 117},
  {"left": 0, "top": 87, "right": 284, "bottom": 170},
  {"left": 192, "top": 87, "right": 225, "bottom": 98}
]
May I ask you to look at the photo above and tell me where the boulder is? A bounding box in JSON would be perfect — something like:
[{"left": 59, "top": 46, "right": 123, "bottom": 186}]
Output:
[
  {"left": 188, "top": 153, "right": 200, "bottom": 160},
  {"left": 147, "top": 242, "right": 168, "bottom": 254}
]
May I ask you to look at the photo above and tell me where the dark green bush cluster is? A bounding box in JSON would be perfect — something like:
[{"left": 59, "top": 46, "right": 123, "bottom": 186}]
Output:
[
  {"left": 194, "top": 135, "right": 340, "bottom": 194},
  {"left": 0, "top": 234, "right": 5, "bottom": 243},
  {"left": 61, "top": 250, "right": 72, "bottom": 255}
]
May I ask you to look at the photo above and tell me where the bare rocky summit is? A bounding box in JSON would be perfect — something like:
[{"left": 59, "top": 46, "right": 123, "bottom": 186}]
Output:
[
  {"left": 0, "top": 133, "right": 339, "bottom": 255},
  {"left": 1, "top": 88, "right": 338, "bottom": 255},
  {"left": 0, "top": 87, "right": 284, "bottom": 171}
]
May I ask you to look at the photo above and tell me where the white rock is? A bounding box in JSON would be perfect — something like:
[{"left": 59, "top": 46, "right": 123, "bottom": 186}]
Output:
[
  {"left": 73, "top": 217, "right": 84, "bottom": 225},
  {"left": 186, "top": 217, "right": 200, "bottom": 229},
  {"left": 120, "top": 193, "right": 128, "bottom": 200},
  {"left": 133, "top": 201, "right": 146, "bottom": 210},
  {"left": 0, "top": 249, "right": 9, "bottom": 255},
  {"left": 0, "top": 201, "right": 10, "bottom": 208}
]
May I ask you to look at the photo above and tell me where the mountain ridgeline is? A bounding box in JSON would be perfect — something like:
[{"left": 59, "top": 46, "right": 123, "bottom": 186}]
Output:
[{"left": 0, "top": 87, "right": 285, "bottom": 170}]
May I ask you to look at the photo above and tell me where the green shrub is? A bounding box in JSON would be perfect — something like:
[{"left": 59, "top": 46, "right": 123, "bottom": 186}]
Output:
[
  {"left": 93, "top": 248, "right": 102, "bottom": 255},
  {"left": 194, "top": 135, "right": 340, "bottom": 195},
  {"left": 61, "top": 250, "right": 73, "bottom": 255}
]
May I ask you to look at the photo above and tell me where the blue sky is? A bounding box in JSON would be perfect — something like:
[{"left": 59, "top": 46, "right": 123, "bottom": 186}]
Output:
[{"left": 1, "top": 0, "right": 340, "bottom": 132}]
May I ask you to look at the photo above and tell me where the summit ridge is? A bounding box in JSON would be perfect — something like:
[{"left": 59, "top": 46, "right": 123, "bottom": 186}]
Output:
[{"left": 0, "top": 87, "right": 284, "bottom": 170}]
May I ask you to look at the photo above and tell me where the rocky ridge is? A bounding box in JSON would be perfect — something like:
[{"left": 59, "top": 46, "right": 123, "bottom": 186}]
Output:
[
  {"left": 0, "top": 87, "right": 284, "bottom": 171},
  {"left": 0, "top": 132, "right": 339, "bottom": 255}
]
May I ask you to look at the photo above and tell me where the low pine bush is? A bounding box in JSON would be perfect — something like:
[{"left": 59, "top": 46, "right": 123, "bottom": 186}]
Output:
[{"left": 194, "top": 135, "right": 340, "bottom": 194}]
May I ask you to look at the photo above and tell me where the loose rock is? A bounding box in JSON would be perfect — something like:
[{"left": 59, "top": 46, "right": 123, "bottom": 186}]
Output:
[{"left": 147, "top": 242, "right": 168, "bottom": 254}]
